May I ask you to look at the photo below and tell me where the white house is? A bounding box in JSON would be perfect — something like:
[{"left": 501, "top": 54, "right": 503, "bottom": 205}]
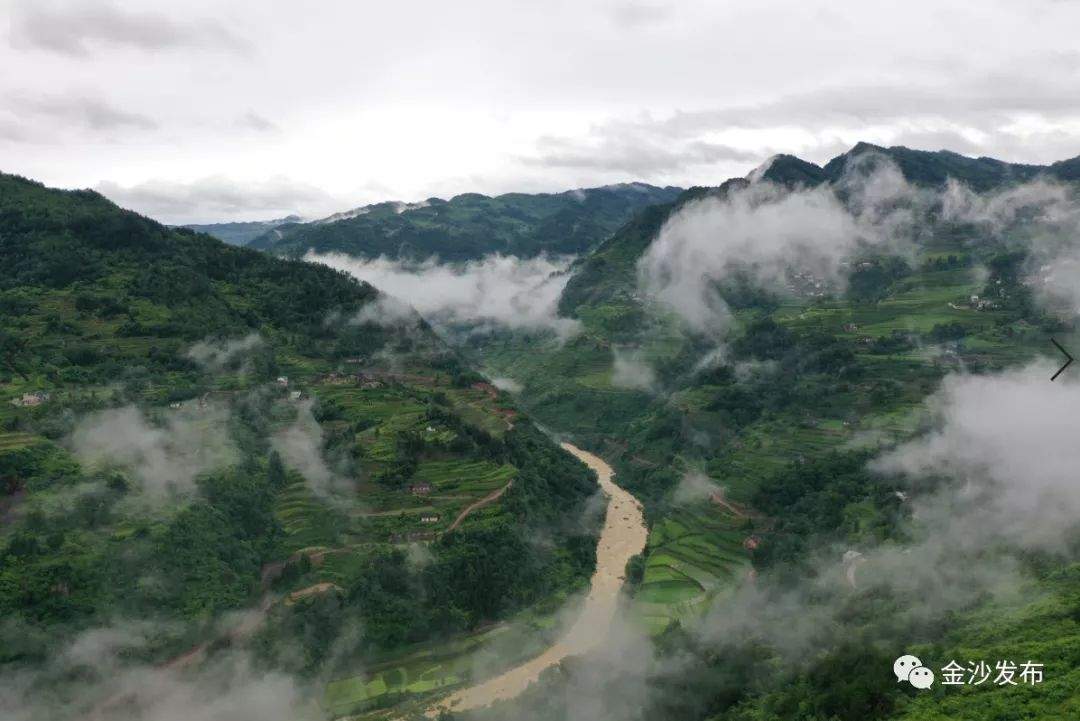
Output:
[{"left": 19, "top": 391, "right": 49, "bottom": 407}]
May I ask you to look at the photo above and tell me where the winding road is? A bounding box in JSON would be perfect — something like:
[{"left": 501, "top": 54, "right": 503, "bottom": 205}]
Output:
[{"left": 425, "top": 442, "right": 647, "bottom": 716}]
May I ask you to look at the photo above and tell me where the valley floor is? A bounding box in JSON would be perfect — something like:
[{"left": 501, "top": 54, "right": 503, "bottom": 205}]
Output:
[{"left": 420, "top": 443, "right": 647, "bottom": 716}]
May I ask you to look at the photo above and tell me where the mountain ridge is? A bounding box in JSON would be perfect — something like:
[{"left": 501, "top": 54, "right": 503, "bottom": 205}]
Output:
[{"left": 247, "top": 182, "right": 683, "bottom": 261}]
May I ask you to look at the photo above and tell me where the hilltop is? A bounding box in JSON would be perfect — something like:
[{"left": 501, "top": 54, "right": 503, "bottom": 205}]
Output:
[{"left": 248, "top": 183, "right": 683, "bottom": 261}]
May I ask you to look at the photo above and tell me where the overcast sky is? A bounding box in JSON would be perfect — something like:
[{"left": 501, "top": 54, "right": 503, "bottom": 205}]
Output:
[{"left": 5, "top": 0, "right": 1080, "bottom": 224}]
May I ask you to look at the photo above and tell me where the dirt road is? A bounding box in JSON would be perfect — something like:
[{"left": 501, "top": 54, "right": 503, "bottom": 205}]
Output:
[
  {"left": 446, "top": 480, "right": 513, "bottom": 533},
  {"left": 425, "top": 442, "right": 647, "bottom": 716}
]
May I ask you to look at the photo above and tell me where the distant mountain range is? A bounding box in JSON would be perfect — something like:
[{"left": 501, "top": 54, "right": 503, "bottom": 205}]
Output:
[
  {"left": 244, "top": 183, "right": 683, "bottom": 261},
  {"left": 178, "top": 215, "right": 302, "bottom": 247}
]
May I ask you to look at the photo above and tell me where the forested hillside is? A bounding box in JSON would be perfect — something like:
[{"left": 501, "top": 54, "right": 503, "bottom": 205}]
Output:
[
  {"left": 249, "top": 183, "right": 682, "bottom": 261},
  {"left": 0, "top": 174, "right": 600, "bottom": 719},
  {"left": 451, "top": 144, "right": 1080, "bottom": 721}
]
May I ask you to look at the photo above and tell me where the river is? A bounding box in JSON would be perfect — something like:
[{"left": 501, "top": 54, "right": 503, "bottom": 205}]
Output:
[{"left": 425, "top": 442, "right": 647, "bottom": 716}]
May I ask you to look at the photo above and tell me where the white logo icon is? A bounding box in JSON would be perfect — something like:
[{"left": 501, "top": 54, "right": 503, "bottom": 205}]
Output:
[{"left": 894, "top": 654, "right": 934, "bottom": 689}]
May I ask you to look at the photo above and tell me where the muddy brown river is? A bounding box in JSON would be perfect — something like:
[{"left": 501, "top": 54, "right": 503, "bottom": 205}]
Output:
[{"left": 425, "top": 442, "right": 647, "bottom": 716}]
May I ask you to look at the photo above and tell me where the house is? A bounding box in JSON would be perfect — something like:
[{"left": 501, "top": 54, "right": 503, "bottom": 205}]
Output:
[
  {"left": 409, "top": 483, "right": 432, "bottom": 496},
  {"left": 19, "top": 391, "right": 49, "bottom": 407},
  {"left": 289, "top": 390, "right": 303, "bottom": 401},
  {"left": 169, "top": 401, "right": 183, "bottom": 410},
  {"left": 355, "top": 373, "right": 384, "bottom": 389},
  {"left": 276, "top": 376, "right": 289, "bottom": 387},
  {"left": 420, "top": 514, "right": 440, "bottom": 524},
  {"left": 842, "top": 323, "right": 859, "bottom": 332}
]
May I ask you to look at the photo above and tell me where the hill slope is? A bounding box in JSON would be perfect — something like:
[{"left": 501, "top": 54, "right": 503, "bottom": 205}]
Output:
[
  {"left": 0, "top": 173, "right": 600, "bottom": 718},
  {"left": 558, "top": 144, "right": 1080, "bottom": 324},
  {"left": 455, "top": 144, "right": 1080, "bottom": 721},
  {"left": 249, "top": 183, "right": 683, "bottom": 261}
]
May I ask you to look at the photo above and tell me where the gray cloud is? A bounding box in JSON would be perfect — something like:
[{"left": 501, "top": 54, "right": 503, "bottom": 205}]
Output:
[
  {"left": 526, "top": 132, "right": 760, "bottom": 175},
  {"left": 5, "top": 93, "right": 158, "bottom": 135},
  {"left": 10, "top": 0, "right": 249, "bottom": 57},
  {"left": 97, "top": 175, "right": 339, "bottom": 225}
]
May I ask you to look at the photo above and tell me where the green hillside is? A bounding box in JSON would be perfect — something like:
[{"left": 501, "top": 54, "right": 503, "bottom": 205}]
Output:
[
  {"left": 558, "top": 144, "right": 1080, "bottom": 327},
  {"left": 0, "top": 174, "right": 600, "bottom": 717},
  {"left": 452, "top": 145, "right": 1080, "bottom": 721},
  {"left": 249, "top": 183, "right": 682, "bottom": 261}
]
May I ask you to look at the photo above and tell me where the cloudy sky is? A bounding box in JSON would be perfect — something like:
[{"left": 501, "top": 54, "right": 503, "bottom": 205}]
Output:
[{"left": 4, "top": 0, "right": 1080, "bottom": 223}]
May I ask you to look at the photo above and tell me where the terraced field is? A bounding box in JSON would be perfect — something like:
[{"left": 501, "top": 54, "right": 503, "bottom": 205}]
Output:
[
  {"left": 274, "top": 477, "right": 347, "bottom": 554},
  {"left": 0, "top": 431, "right": 41, "bottom": 452},
  {"left": 635, "top": 507, "right": 750, "bottom": 631}
]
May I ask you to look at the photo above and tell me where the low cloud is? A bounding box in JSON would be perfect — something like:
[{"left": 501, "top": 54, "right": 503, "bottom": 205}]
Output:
[
  {"left": 10, "top": 0, "right": 249, "bottom": 57},
  {"left": 1, "top": 638, "right": 304, "bottom": 721},
  {"left": 638, "top": 180, "right": 861, "bottom": 336},
  {"left": 347, "top": 294, "right": 423, "bottom": 329},
  {"left": 670, "top": 471, "right": 721, "bottom": 505},
  {"left": 272, "top": 399, "right": 345, "bottom": 497},
  {"left": 610, "top": 347, "right": 657, "bottom": 391},
  {"left": 68, "top": 403, "right": 237, "bottom": 499},
  {"left": 311, "top": 252, "right": 583, "bottom": 339},
  {"left": 186, "top": 333, "right": 263, "bottom": 372},
  {"left": 941, "top": 176, "right": 1080, "bottom": 316},
  {"left": 873, "top": 361, "right": 1080, "bottom": 549},
  {"left": 490, "top": 376, "right": 523, "bottom": 393}
]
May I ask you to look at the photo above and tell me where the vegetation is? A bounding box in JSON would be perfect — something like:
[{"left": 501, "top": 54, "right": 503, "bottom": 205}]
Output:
[
  {"left": 455, "top": 144, "right": 1080, "bottom": 721},
  {"left": 249, "top": 184, "right": 682, "bottom": 261},
  {"left": 0, "top": 173, "right": 600, "bottom": 714}
]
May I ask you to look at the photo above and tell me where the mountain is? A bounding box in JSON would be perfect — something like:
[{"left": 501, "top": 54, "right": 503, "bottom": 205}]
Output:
[
  {"left": 249, "top": 183, "right": 683, "bottom": 261},
  {"left": 179, "top": 215, "right": 301, "bottom": 246},
  {"left": 456, "top": 145, "right": 1080, "bottom": 721},
  {"left": 0, "top": 173, "right": 600, "bottom": 718},
  {"left": 558, "top": 144, "right": 1080, "bottom": 324}
]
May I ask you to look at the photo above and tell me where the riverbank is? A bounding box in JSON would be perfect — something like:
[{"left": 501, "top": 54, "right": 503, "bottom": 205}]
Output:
[{"left": 425, "top": 442, "right": 647, "bottom": 716}]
